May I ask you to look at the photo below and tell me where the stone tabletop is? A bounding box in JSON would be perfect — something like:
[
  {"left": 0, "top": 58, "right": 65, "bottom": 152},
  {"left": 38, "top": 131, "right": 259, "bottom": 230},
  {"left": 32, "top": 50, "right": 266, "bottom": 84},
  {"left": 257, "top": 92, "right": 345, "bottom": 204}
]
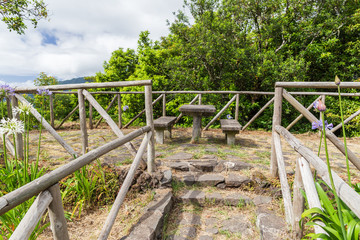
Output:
[{"left": 179, "top": 104, "right": 216, "bottom": 117}]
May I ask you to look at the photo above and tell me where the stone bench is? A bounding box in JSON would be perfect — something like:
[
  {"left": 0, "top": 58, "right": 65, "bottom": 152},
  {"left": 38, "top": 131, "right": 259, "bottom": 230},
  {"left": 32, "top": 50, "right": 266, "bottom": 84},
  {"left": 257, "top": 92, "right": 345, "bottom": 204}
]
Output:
[
  {"left": 154, "top": 116, "right": 177, "bottom": 144},
  {"left": 220, "top": 119, "right": 242, "bottom": 145}
]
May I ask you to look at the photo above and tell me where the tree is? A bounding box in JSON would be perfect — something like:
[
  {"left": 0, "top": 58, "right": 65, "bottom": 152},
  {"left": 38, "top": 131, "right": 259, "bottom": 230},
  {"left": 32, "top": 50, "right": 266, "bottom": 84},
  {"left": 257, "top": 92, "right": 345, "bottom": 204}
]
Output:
[
  {"left": 34, "top": 72, "right": 58, "bottom": 86},
  {"left": 0, "top": 0, "right": 48, "bottom": 34}
]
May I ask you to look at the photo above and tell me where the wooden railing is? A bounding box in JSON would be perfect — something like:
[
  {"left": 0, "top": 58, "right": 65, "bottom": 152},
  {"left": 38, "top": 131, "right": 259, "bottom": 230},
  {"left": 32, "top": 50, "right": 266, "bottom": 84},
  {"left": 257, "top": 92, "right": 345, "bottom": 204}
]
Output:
[
  {"left": 1, "top": 80, "right": 155, "bottom": 239},
  {"left": 270, "top": 82, "right": 360, "bottom": 238},
  {"left": 47, "top": 90, "right": 360, "bottom": 136}
]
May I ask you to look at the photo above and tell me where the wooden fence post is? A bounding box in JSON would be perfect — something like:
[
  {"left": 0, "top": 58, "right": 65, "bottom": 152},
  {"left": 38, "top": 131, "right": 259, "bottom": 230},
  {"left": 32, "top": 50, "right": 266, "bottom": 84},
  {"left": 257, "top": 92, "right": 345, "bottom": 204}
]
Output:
[
  {"left": 198, "top": 93, "right": 202, "bottom": 105},
  {"left": 270, "top": 87, "right": 283, "bottom": 177},
  {"left": 48, "top": 183, "right": 69, "bottom": 240},
  {"left": 163, "top": 93, "right": 166, "bottom": 116},
  {"left": 89, "top": 103, "right": 93, "bottom": 129},
  {"left": 145, "top": 84, "right": 155, "bottom": 173},
  {"left": 78, "top": 89, "right": 88, "bottom": 155},
  {"left": 293, "top": 158, "right": 304, "bottom": 239},
  {"left": 11, "top": 95, "right": 24, "bottom": 159},
  {"left": 50, "top": 94, "right": 55, "bottom": 128},
  {"left": 6, "top": 97, "right": 12, "bottom": 118},
  {"left": 235, "top": 94, "right": 239, "bottom": 121},
  {"left": 117, "top": 93, "right": 122, "bottom": 129}
]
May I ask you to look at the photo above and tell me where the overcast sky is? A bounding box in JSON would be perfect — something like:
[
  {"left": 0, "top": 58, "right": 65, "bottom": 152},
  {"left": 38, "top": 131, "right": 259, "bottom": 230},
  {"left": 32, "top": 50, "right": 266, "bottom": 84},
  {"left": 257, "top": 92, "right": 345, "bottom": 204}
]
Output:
[{"left": 0, "top": 0, "right": 185, "bottom": 87}]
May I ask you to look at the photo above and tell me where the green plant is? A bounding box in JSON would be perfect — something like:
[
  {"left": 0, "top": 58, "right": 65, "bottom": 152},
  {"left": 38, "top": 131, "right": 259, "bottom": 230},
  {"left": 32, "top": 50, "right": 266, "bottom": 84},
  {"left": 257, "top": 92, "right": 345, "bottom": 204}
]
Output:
[{"left": 302, "top": 182, "right": 360, "bottom": 239}]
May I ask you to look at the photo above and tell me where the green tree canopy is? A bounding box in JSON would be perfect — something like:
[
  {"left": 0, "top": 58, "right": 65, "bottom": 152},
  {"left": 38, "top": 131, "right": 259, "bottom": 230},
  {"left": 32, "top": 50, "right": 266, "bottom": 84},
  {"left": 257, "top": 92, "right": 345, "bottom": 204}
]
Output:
[{"left": 0, "top": 0, "right": 48, "bottom": 34}]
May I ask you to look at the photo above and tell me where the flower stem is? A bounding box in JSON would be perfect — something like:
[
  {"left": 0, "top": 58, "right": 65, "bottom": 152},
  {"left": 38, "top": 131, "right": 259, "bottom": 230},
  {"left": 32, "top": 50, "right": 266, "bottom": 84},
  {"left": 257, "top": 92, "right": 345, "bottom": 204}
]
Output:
[
  {"left": 35, "top": 98, "right": 44, "bottom": 177},
  {"left": 321, "top": 112, "right": 346, "bottom": 239},
  {"left": 337, "top": 86, "right": 351, "bottom": 186}
]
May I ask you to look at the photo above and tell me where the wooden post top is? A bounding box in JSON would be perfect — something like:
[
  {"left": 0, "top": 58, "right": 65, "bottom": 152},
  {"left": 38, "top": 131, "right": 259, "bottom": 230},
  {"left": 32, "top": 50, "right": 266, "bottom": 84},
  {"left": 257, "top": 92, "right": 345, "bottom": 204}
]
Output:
[{"left": 179, "top": 104, "right": 216, "bottom": 117}]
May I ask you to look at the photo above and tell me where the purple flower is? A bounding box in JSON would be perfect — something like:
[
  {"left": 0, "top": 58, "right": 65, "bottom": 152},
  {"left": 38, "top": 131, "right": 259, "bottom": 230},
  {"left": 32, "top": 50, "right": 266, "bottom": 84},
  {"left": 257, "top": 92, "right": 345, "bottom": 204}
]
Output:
[
  {"left": 122, "top": 105, "right": 129, "bottom": 111},
  {"left": 37, "top": 89, "right": 52, "bottom": 96},
  {"left": 226, "top": 114, "right": 233, "bottom": 119},
  {"left": 0, "top": 84, "right": 15, "bottom": 99},
  {"left": 313, "top": 100, "right": 326, "bottom": 112},
  {"left": 312, "top": 120, "right": 333, "bottom": 130}
]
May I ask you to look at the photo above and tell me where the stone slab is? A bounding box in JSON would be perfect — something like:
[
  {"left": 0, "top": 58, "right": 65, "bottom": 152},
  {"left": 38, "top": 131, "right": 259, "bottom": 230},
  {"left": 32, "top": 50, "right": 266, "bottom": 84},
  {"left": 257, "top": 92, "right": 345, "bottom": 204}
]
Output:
[
  {"left": 225, "top": 173, "right": 252, "bottom": 187},
  {"left": 180, "top": 190, "right": 206, "bottom": 204},
  {"left": 168, "top": 152, "right": 193, "bottom": 161},
  {"left": 197, "top": 174, "right": 225, "bottom": 186},
  {"left": 224, "top": 193, "right": 253, "bottom": 206}
]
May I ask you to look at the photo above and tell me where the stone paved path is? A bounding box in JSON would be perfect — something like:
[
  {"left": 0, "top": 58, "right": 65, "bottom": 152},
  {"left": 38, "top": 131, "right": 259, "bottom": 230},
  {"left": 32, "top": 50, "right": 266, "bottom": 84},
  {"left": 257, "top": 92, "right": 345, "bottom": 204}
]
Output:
[{"left": 27, "top": 125, "right": 360, "bottom": 239}]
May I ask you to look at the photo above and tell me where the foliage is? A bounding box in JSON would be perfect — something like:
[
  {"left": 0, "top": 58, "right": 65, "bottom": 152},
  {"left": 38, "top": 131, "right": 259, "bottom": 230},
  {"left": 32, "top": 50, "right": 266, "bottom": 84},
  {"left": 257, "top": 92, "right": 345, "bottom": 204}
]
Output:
[
  {"left": 301, "top": 182, "right": 360, "bottom": 240},
  {"left": 61, "top": 161, "right": 120, "bottom": 219},
  {"left": 0, "top": 0, "right": 48, "bottom": 34}
]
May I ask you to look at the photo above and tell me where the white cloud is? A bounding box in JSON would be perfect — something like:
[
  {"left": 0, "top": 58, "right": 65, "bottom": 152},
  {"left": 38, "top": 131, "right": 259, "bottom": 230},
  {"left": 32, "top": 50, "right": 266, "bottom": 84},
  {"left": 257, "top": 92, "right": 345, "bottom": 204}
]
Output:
[
  {"left": 0, "top": 0, "right": 184, "bottom": 82},
  {"left": 0, "top": 80, "right": 34, "bottom": 88}
]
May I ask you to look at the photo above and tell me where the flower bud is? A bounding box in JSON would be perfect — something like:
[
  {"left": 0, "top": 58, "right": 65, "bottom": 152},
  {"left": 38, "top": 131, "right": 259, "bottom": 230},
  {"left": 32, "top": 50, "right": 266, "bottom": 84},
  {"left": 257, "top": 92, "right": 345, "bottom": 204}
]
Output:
[
  {"left": 335, "top": 75, "right": 341, "bottom": 85},
  {"left": 317, "top": 100, "right": 326, "bottom": 112}
]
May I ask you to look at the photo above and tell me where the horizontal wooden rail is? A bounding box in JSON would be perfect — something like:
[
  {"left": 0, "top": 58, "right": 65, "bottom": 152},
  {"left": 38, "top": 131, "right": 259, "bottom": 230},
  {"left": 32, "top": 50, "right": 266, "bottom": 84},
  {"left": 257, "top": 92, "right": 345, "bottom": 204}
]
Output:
[
  {"left": 0, "top": 126, "right": 151, "bottom": 215},
  {"left": 13, "top": 80, "right": 152, "bottom": 93},
  {"left": 275, "top": 125, "right": 360, "bottom": 218},
  {"left": 51, "top": 90, "right": 360, "bottom": 97},
  {"left": 276, "top": 81, "right": 360, "bottom": 89}
]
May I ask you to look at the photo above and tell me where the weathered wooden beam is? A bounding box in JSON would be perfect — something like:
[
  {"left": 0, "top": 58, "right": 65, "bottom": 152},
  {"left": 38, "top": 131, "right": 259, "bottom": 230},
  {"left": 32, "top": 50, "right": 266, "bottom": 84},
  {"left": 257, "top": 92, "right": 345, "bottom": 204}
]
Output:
[
  {"left": 286, "top": 96, "right": 321, "bottom": 131},
  {"left": 235, "top": 94, "right": 239, "bottom": 121},
  {"left": 82, "top": 90, "right": 146, "bottom": 168},
  {"left": 162, "top": 93, "right": 166, "bottom": 116},
  {"left": 123, "top": 94, "right": 163, "bottom": 129},
  {"left": 117, "top": 94, "right": 122, "bottom": 129},
  {"left": 50, "top": 94, "right": 55, "bottom": 128},
  {"left": 275, "top": 125, "right": 360, "bottom": 218},
  {"left": 331, "top": 109, "right": 360, "bottom": 133},
  {"left": 276, "top": 81, "right": 360, "bottom": 89},
  {"left": 78, "top": 90, "right": 88, "bottom": 155},
  {"left": 271, "top": 87, "right": 283, "bottom": 177},
  {"left": 204, "top": 95, "right": 237, "bottom": 130},
  {"left": 56, "top": 104, "right": 79, "bottom": 129},
  {"left": 15, "top": 94, "right": 78, "bottom": 158},
  {"left": 242, "top": 97, "right": 274, "bottom": 131},
  {"left": 89, "top": 104, "right": 93, "bottom": 129},
  {"left": 95, "top": 95, "right": 118, "bottom": 128},
  {"left": 48, "top": 183, "right": 70, "bottom": 240},
  {"left": 0, "top": 126, "right": 150, "bottom": 215},
  {"left": 98, "top": 132, "right": 151, "bottom": 240},
  {"left": 282, "top": 90, "right": 360, "bottom": 170},
  {"left": 298, "top": 157, "right": 327, "bottom": 236},
  {"left": 273, "top": 132, "right": 293, "bottom": 225},
  {"left": 10, "top": 191, "right": 53, "bottom": 240},
  {"left": 14, "top": 80, "right": 153, "bottom": 93},
  {"left": 145, "top": 85, "right": 155, "bottom": 173},
  {"left": 293, "top": 158, "right": 304, "bottom": 239}
]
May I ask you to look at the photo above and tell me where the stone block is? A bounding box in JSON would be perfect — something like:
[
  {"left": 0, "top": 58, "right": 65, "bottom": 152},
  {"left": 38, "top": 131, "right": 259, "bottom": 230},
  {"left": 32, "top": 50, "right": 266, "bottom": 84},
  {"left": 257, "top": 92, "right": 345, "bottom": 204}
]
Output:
[
  {"left": 225, "top": 173, "right": 252, "bottom": 188},
  {"left": 197, "top": 174, "right": 225, "bottom": 186}
]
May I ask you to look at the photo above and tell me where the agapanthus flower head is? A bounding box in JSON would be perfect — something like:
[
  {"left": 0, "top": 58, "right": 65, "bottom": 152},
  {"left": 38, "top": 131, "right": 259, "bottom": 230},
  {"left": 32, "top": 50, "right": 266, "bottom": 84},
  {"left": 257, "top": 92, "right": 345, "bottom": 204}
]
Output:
[
  {"left": 0, "top": 118, "right": 25, "bottom": 136},
  {"left": 12, "top": 102, "right": 33, "bottom": 116},
  {"left": 314, "top": 99, "right": 326, "bottom": 112},
  {"left": 37, "top": 89, "right": 52, "bottom": 96},
  {"left": 335, "top": 75, "right": 341, "bottom": 86},
  {"left": 226, "top": 114, "right": 233, "bottom": 119},
  {"left": 312, "top": 120, "right": 333, "bottom": 130},
  {"left": 123, "top": 105, "right": 129, "bottom": 111},
  {"left": 0, "top": 84, "right": 15, "bottom": 99}
]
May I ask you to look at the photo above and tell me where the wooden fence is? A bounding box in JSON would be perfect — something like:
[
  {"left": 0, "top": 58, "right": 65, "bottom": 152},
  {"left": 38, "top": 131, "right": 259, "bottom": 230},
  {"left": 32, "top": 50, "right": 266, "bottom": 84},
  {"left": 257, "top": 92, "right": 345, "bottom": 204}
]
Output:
[
  {"left": 45, "top": 90, "right": 360, "bottom": 137},
  {"left": 1, "top": 80, "right": 155, "bottom": 239},
  {"left": 270, "top": 82, "right": 360, "bottom": 238}
]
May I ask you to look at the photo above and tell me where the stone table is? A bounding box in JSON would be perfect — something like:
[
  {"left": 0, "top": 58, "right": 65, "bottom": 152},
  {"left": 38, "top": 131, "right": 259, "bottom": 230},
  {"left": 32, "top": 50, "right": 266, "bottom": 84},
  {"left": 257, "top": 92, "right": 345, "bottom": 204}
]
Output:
[{"left": 179, "top": 104, "right": 216, "bottom": 143}]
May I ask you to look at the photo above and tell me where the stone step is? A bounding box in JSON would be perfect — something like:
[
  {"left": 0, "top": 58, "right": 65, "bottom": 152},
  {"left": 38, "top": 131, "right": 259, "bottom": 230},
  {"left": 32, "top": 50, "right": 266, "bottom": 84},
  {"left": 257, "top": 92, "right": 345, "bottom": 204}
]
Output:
[
  {"left": 166, "top": 190, "right": 288, "bottom": 240},
  {"left": 179, "top": 189, "right": 272, "bottom": 207},
  {"left": 121, "top": 189, "right": 173, "bottom": 240},
  {"left": 169, "top": 160, "right": 253, "bottom": 173},
  {"left": 177, "top": 172, "right": 252, "bottom": 189}
]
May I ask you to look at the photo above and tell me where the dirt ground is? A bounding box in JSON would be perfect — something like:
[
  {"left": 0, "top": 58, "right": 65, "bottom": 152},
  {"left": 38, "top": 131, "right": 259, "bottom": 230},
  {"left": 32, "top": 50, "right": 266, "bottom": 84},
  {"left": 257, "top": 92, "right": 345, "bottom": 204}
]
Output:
[{"left": 16, "top": 124, "right": 360, "bottom": 239}]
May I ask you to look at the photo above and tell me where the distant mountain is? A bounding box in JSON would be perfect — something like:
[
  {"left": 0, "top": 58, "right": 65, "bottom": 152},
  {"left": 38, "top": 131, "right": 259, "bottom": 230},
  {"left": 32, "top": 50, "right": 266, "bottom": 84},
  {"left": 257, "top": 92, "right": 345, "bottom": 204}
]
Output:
[{"left": 58, "top": 77, "right": 93, "bottom": 85}]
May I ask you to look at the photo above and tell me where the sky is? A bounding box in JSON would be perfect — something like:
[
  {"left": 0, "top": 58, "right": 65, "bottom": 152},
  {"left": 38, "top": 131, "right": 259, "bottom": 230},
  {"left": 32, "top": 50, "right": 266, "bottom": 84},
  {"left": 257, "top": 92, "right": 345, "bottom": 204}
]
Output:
[{"left": 0, "top": 0, "right": 185, "bottom": 87}]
